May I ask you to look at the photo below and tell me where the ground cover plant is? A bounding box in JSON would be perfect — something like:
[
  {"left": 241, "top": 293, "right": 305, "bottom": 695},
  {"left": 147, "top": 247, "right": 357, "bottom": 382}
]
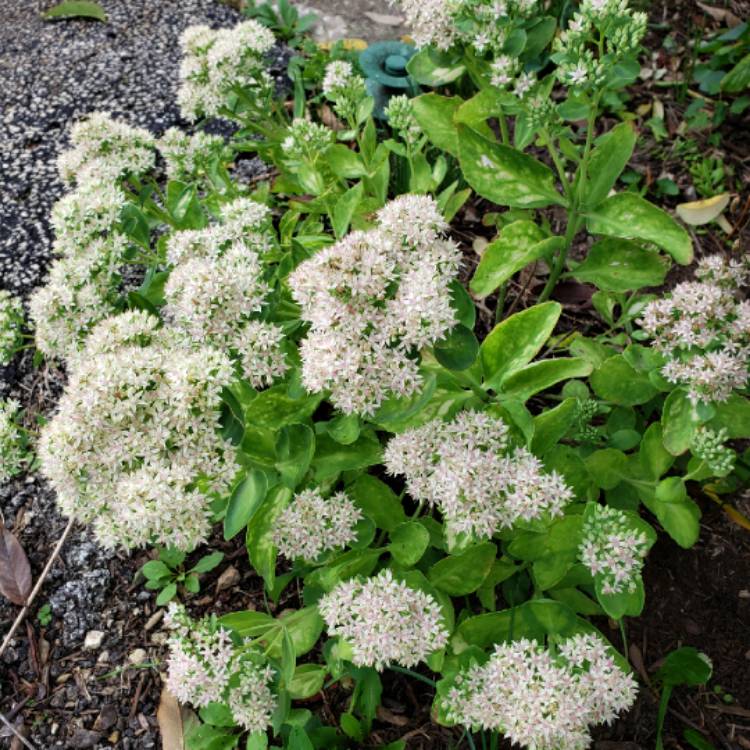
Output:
[{"left": 1, "top": 2, "right": 749, "bottom": 749}]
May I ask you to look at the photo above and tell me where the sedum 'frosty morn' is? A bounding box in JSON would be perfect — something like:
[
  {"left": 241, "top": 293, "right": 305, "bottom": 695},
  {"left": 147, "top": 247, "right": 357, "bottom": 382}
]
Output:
[
  {"left": 273, "top": 488, "right": 363, "bottom": 562},
  {"left": 0, "top": 290, "right": 24, "bottom": 365},
  {"left": 165, "top": 604, "right": 276, "bottom": 733},
  {"left": 0, "top": 399, "right": 26, "bottom": 484},
  {"left": 385, "top": 410, "right": 573, "bottom": 540},
  {"left": 164, "top": 197, "right": 288, "bottom": 388},
  {"left": 444, "top": 634, "right": 638, "bottom": 750},
  {"left": 321, "top": 60, "right": 367, "bottom": 122},
  {"left": 157, "top": 127, "right": 228, "bottom": 184},
  {"left": 289, "top": 194, "right": 460, "bottom": 416},
  {"left": 56, "top": 111, "right": 156, "bottom": 185},
  {"left": 29, "top": 236, "right": 128, "bottom": 361},
  {"left": 177, "top": 20, "right": 276, "bottom": 121},
  {"left": 39, "top": 310, "right": 239, "bottom": 551},
  {"left": 579, "top": 504, "right": 649, "bottom": 595},
  {"left": 639, "top": 254, "right": 749, "bottom": 404},
  {"left": 319, "top": 568, "right": 449, "bottom": 670}
]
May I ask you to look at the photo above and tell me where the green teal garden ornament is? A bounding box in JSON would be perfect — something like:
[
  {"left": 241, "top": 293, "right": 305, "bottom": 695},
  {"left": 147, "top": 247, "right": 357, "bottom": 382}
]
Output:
[{"left": 358, "top": 41, "right": 420, "bottom": 119}]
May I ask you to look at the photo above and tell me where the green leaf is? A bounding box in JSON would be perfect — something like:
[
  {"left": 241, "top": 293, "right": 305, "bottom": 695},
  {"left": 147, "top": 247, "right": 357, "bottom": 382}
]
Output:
[
  {"left": 224, "top": 470, "right": 269, "bottom": 541},
  {"left": 585, "top": 193, "right": 693, "bottom": 265},
  {"left": 590, "top": 354, "right": 659, "bottom": 406},
  {"left": 586, "top": 448, "right": 628, "bottom": 490},
  {"left": 569, "top": 238, "right": 669, "bottom": 292},
  {"left": 323, "top": 144, "right": 367, "bottom": 178},
  {"left": 289, "top": 664, "right": 327, "bottom": 699},
  {"left": 42, "top": 0, "right": 106, "bottom": 20},
  {"left": 583, "top": 122, "right": 638, "bottom": 208},
  {"left": 657, "top": 647, "right": 713, "bottom": 686},
  {"left": 142, "top": 560, "right": 171, "bottom": 581},
  {"left": 709, "top": 393, "right": 750, "bottom": 439},
  {"left": 457, "top": 125, "right": 564, "bottom": 209},
  {"left": 500, "top": 358, "right": 593, "bottom": 402},
  {"left": 351, "top": 475, "right": 406, "bottom": 532},
  {"left": 246, "top": 486, "right": 292, "bottom": 591},
  {"left": 481, "top": 302, "right": 562, "bottom": 389},
  {"left": 312, "top": 431, "right": 382, "bottom": 481},
  {"left": 244, "top": 385, "right": 323, "bottom": 431},
  {"left": 449, "top": 280, "right": 476, "bottom": 329},
  {"left": 639, "top": 423, "right": 675, "bottom": 480},
  {"left": 433, "top": 325, "right": 479, "bottom": 371},
  {"left": 428, "top": 542, "right": 496, "bottom": 595},
  {"left": 325, "top": 413, "right": 361, "bottom": 445},
  {"left": 661, "top": 388, "right": 702, "bottom": 456},
  {"left": 156, "top": 582, "right": 177, "bottom": 606},
  {"left": 531, "top": 398, "right": 578, "bottom": 455},
  {"left": 185, "top": 723, "right": 239, "bottom": 750},
  {"left": 219, "top": 610, "right": 276, "bottom": 638},
  {"left": 722, "top": 52, "right": 750, "bottom": 93},
  {"left": 279, "top": 606, "right": 324, "bottom": 658},
  {"left": 287, "top": 727, "right": 314, "bottom": 750},
  {"left": 411, "top": 94, "right": 461, "bottom": 156},
  {"left": 471, "top": 221, "right": 563, "bottom": 298},
  {"left": 332, "top": 181, "right": 364, "bottom": 239},
  {"left": 306, "top": 548, "right": 382, "bottom": 592},
  {"left": 191, "top": 551, "right": 225, "bottom": 574},
  {"left": 457, "top": 599, "right": 587, "bottom": 649},
  {"left": 406, "top": 48, "right": 465, "bottom": 86},
  {"left": 640, "top": 485, "right": 701, "bottom": 549},
  {"left": 275, "top": 423, "right": 315, "bottom": 489},
  {"left": 389, "top": 522, "right": 430, "bottom": 567}
]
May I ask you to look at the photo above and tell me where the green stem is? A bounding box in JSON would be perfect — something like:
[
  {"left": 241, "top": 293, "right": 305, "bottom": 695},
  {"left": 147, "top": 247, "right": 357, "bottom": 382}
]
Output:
[
  {"left": 465, "top": 732, "right": 477, "bottom": 750},
  {"left": 490, "top": 733, "right": 499, "bottom": 750},
  {"left": 655, "top": 684, "right": 672, "bottom": 750},
  {"left": 494, "top": 283, "right": 507, "bottom": 323},
  {"left": 498, "top": 112, "right": 510, "bottom": 146},
  {"left": 388, "top": 665, "right": 436, "bottom": 688},
  {"left": 619, "top": 618, "right": 629, "bottom": 660},
  {"left": 537, "top": 210, "right": 582, "bottom": 302}
]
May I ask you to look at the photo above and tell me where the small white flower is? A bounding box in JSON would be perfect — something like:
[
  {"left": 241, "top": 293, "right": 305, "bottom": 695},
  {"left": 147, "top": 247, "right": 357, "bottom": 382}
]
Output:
[
  {"left": 273, "top": 488, "right": 363, "bottom": 562},
  {"left": 444, "top": 634, "right": 637, "bottom": 749},
  {"left": 319, "top": 568, "right": 449, "bottom": 670},
  {"left": 579, "top": 504, "right": 649, "bottom": 595}
]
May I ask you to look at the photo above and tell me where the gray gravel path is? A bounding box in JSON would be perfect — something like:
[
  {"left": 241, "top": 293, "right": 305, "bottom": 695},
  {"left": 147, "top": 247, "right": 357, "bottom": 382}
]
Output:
[{"left": 0, "top": 0, "right": 240, "bottom": 296}]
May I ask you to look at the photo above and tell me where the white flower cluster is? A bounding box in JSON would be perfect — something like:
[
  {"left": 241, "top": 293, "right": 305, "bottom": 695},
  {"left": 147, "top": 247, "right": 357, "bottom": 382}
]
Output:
[
  {"left": 290, "top": 194, "right": 460, "bottom": 415},
  {"left": 639, "top": 254, "right": 749, "bottom": 404},
  {"left": 273, "top": 488, "right": 363, "bottom": 562},
  {"left": 690, "top": 426, "right": 736, "bottom": 477},
  {"left": 157, "top": 127, "right": 228, "bottom": 184},
  {"left": 385, "top": 411, "right": 574, "bottom": 540},
  {"left": 579, "top": 505, "right": 649, "bottom": 595},
  {"left": 444, "top": 634, "right": 638, "bottom": 750},
  {"left": 321, "top": 61, "right": 367, "bottom": 121},
  {"left": 392, "top": 0, "right": 537, "bottom": 56},
  {"left": 39, "top": 310, "right": 239, "bottom": 550},
  {"left": 165, "top": 604, "right": 276, "bottom": 733},
  {"left": 56, "top": 111, "right": 156, "bottom": 185},
  {"left": 30, "top": 236, "right": 127, "bottom": 361},
  {"left": 0, "top": 291, "right": 24, "bottom": 365},
  {"left": 164, "top": 198, "right": 288, "bottom": 388},
  {"left": 0, "top": 399, "right": 26, "bottom": 484},
  {"left": 385, "top": 95, "right": 422, "bottom": 147},
  {"left": 319, "top": 568, "right": 449, "bottom": 670},
  {"left": 177, "top": 21, "right": 276, "bottom": 121},
  {"left": 281, "top": 118, "right": 334, "bottom": 163},
  {"left": 554, "top": 0, "right": 647, "bottom": 90}
]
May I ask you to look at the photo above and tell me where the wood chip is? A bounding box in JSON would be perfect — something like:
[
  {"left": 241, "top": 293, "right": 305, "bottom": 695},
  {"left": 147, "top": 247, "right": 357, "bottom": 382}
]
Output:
[{"left": 363, "top": 12, "right": 404, "bottom": 25}]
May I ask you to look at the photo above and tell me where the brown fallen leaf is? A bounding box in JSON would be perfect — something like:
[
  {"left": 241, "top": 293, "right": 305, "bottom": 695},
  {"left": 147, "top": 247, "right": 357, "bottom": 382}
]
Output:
[
  {"left": 364, "top": 11, "right": 404, "bottom": 26},
  {"left": 157, "top": 687, "right": 198, "bottom": 750},
  {"left": 696, "top": 2, "right": 742, "bottom": 27},
  {"left": 676, "top": 193, "right": 730, "bottom": 226},
  {"left": 0, "top": 527, "right": 32, "bottom": 606}
]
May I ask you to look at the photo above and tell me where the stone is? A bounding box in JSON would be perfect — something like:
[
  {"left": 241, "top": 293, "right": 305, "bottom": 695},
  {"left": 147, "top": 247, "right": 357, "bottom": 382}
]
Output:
[
  {"left": 128, "top": 648, "right": 148, "bottom": 666},
  {"left": 83, "top": 630, "right": 105, "bottom": 650}
]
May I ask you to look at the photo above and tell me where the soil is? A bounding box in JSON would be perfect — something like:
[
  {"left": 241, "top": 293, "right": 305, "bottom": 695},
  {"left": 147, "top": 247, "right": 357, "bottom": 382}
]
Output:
[{"left": 1, "top": 0, "right": 750, "bottom": 749}]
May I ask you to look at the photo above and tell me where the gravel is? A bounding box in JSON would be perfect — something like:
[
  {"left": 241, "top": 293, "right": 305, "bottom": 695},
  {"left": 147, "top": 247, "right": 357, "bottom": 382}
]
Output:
[{"left": 0, "top": 0, "right": 242, "bottom": 297}]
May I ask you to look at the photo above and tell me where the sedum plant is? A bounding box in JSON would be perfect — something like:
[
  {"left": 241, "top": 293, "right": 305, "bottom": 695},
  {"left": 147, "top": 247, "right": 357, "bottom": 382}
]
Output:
[{"left": 22, "top": 12, "right": 750, "bottom": 750}]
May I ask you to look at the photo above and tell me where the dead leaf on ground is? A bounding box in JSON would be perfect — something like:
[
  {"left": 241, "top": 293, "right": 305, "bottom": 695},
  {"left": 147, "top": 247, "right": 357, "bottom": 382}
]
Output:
[
  {"left": 676, "top": 193, "right": 730, "bottom": 225},
  {"left": 157, "top": 687, "right": 198, "bottom": 750},
  {"left": 0, "top": 527, "right": 32, "bottom": 606},
  {"left": 696, "top": 2, "right": 742, "bottom": 27},
  {"left": 363, "top": 11, "right": 404, "bottom": 25}
]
